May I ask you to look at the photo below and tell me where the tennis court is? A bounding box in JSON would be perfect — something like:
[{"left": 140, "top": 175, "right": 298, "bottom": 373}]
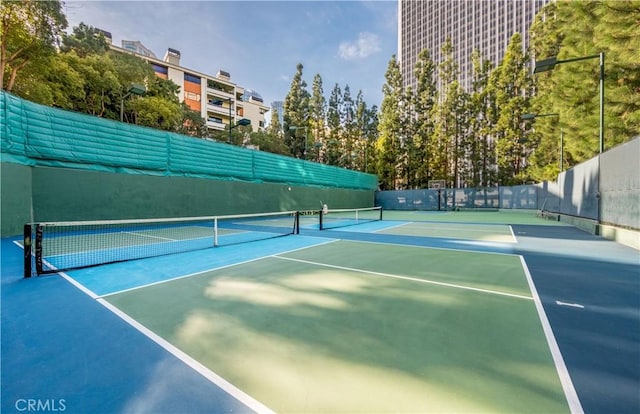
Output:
[{"left": 3, "top": 208, "right": 639, "bottom": 413}]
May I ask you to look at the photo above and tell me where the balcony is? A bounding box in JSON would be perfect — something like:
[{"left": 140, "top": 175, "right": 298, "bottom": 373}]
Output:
[{"left": 206, "top": 117, "right": 225, "bottom": 131}]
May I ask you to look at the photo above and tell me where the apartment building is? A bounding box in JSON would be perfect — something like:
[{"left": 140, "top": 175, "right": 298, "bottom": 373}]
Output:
[
  {"left": 109, "top": 41, "right": 269, "bottom": 135},
  {"left": 398, "top": 0, "right": 549, "bottom": 92},
  {"left": 121, "top": 40, "right": 157, "bottom": 59}
]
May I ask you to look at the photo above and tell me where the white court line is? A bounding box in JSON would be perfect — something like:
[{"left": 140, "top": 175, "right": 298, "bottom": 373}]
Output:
[
  {"left": 273, "top": 255, "right": 533, "bottom": 301},
  {"left": 123, "top": 231, "right": 177, "bottom": 241},
  {"left": 98, "top": 238, "right": 340, "bottom": 298},
  {"left": 13, "top": 239, "right": 100, "bottom": 298},
  {"left": 372, "top": 221, "right": 412, "bottom": 233},
  {"left": 15, "top": 238, "right": 291, "bottom": 413},
  {"left": 556, "top": 301, "right": 585, "bottom": 309},
  {"left": 520, "top": 256, "right": 584, "bottom": 414},
  {"left": 97, "top": 298, "right": 274, "bottom": 414},
  {"left": 338, "top": 238, "right": 517, "bottom": 257},
  {"left": 509, "top": 225, "right": 517, "bottom": 243},
  {"left": 410, "top": 223, "right": 513, "bottom": 233},
  {"left": 379, "top": 222, "right": 517, "bottom": 239}
]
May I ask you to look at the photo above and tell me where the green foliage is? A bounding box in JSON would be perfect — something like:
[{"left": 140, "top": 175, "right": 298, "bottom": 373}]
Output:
[
  {"left": 325, "top": 83, "right": 343, "bottom": 166},
  {"left": 61, "top": 22, "right": 109, "bottom": 57},
  {"left": 1, "top": 0, "right": 67, "bottom": 91},
  {"left": 490, "top": 33, "right": 534, "bottom": 185},
  {"left": 130, "top": 95, "right": 181, "bottom": 130},
  {"left": 376, "top": 56, "right": 403, "bottom": 190},
  {"left": 410, "top": 48, "right": 437, "bottom": 188},
  {"left": 176, "top": 102, "right": 208, "bottom": 137},
  {"left": 66, "top": 52, "right": 120, "bottom": 117},
  {"left": 249, "top": 130, "right": 291, "bottom": 156},
  {"left": 468, "top": 49, "right": 496, "bottom": 186},
  {"left": 283, "top": 63, "right": 310, "bottom": 159},
  {"left": 5, "top": 0, "right": 636, "bottom": 188},
  {"left": 529, "top": 0, "right": 639, "bottom": 177},
  {"left": 267, "top": 107, "right": 282, "bottom": 136},
  {"left": 281, "top": 65, "right": 378, "bottom": 169},
  {"left": 309, "top": 73, "right": 326, "bottom": 162},
  {"left": 431, "top": 38, "right": 466, "bottom": 187}
]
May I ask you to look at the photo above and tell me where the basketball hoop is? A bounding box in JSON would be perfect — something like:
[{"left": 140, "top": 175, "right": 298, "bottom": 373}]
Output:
[{"left": 428, "top": 179, "right": 446, "bottom": 190}]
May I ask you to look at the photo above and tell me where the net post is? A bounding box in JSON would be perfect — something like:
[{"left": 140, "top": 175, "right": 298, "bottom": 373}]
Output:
[
  {"left": 294, "top": 211, "right": 300, "bottom": 234},
  {"left": 23, "top": 224, "right": 32, "bottom": 278},
  {"left": 213, "top": 218, "right": 219, "bottom": 247},
  {"left": 378, "top": 206, "right": 383, "bottom": 220},
  {"left": 34, "top": 224, "right": 44, "bottom": 275},
  {"left": 319, "top": 210, "right": 324, "bottom": 230}
]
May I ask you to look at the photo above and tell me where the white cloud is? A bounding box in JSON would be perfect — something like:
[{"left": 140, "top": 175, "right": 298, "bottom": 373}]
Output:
[{"left": 338, "top": 32, "right": 381, "bottom": 60}]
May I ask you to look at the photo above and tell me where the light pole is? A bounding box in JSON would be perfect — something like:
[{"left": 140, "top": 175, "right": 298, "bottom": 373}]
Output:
[
  {"left": 120, "top": 83, "right": 146, "bottom": 122},
  {"left": 521, "top": 112, "right": 563, "bottom": 171},
  {"left": 532, "top": 52, "right": 604, "bottom": 154},
  {"left": 533, "top": 53, "right": 605, "bottom": 224},
  {"left": 289, "top": 125, "right": 308, "bottom": 159},
  {"left": 230, "top": 118, "right": 251, "bottom": 145}
]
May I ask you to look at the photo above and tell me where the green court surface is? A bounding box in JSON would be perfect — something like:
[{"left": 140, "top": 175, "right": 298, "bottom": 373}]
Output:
[
  {"left": 378, "top": 221, "right": 516, "bottom": 242},
  {"left": 106, "top": 240, "right": 571, "bottom": 413},
  {"left": 381, "top": 209, "right": 568, "bottom": 225}
]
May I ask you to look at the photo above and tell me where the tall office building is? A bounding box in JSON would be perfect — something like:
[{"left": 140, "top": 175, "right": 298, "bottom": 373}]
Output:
[{"left": 398, "top": 0, "right": 550, "bottom": 92}]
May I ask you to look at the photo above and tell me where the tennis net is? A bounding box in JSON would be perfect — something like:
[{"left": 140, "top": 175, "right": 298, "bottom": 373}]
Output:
[
  {"left": 24, "top": 211, "right": 299, "bottom": 277},
  {"left": 319, "top": 206, "right": 383, "bottom": 230}
]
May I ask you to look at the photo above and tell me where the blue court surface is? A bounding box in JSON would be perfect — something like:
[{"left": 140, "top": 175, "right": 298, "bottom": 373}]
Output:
[{"left": 2, "top": 214, "right": 639, "bottom": 413}]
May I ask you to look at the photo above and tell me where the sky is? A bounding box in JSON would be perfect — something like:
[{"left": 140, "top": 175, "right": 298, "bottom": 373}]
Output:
[{"left": 64, "top": 0, "right": 398, "bottom": 109}]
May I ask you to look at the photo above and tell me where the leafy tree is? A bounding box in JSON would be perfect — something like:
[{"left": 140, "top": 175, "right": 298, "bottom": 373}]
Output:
[
  {"left": 410, "top": 48, "right": 438, "bottom": 188},
  {"left": 490, "top": 33, "right": 533, "bottom": 185},
  {"left": 283, "top": 63, "right": 309, "bottom": 158},
  {"left": 61, "top": 22, "right": 109, "bottom": 57},
  {"left": 376, "top": 55, "right": 403, "bottom": 190},
  {"left": 468, "top": 49, "right": 496, "bottom": 187},
  {"left": 530, "top": 0, "right": 639, "bottom": 170},
  {"left": 325, "top": 83, "right": 342, "bottom": 166},
  {"left": 1, "top": 0, "right": 67, "bottom": 91},
  {"left": 525, "top": 115, "right": 563, "bottom": 181},
  {"left": 251, "top": 107, "right": 290, "bottom": 155},
  {"left": 528, "top": 2, "right": 564, "bottom": 180},
  {"left": 249, "top": 129, "right": 290, "bottom": 155},
  {"left": 339, "top": 85, "right": 357, "bottom": 169},
  {"left": 131, "top": 95, "right": 181, "bottom": 130},
  {"left": 595, "top": 1, "right": 640, "bottom": 143},
  {"left": 267, "top": 107, "right": 282, "bottom": 136},
  {"left": 431, "top": 38, "right": 461, "bottom": 187},
  {"left": 362, "top": 104, "right": 379, "bottom": 174},
  {"left": 309, "top": 73, "right": 326, "bottom": 162},
  {"left": 353, "top": 91, "right": 373, "bottom": 172},
  {"left": 10, "top": 51, "right": 83, "bottom": 108},
  {"left": 67, "top": 52, "right": 120, "bottom": 117},
  {"left": 398, "top": 85, "right": 414, "bottom": 188},
  {"left": 176, "top": 102, "right": 208, "bottom": 137}
]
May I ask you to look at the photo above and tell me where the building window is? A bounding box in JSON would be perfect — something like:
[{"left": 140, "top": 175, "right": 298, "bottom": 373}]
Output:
[
  {"left": 207, "top": 116, "right": 223, "bottom": 124},
  {"left": 152, "top": 64, "right": 168, "bottom": 75},
  {"left": 184, "top": 73, "right": 201, "bottom": 84},
  {"left": 185, "top": 91, "right": 200, "bottom": 102}
]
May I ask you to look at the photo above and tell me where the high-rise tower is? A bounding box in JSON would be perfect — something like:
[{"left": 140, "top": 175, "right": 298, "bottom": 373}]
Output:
[{"left": 398, "top": 0, "right": 550, "bottom": 92}]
